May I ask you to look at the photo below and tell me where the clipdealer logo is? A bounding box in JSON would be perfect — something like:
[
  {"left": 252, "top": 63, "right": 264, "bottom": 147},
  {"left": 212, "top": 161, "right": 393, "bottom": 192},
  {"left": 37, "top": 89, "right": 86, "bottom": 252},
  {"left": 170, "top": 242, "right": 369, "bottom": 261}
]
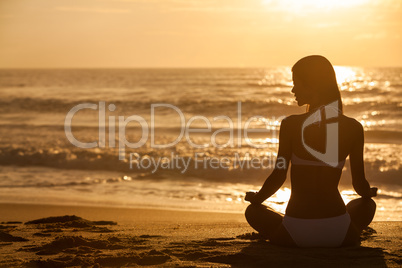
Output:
[
  {"left": 301, "top": 100, "right": 340, "bottom": 167},
  {"left": 64, "top": 102, "right": 287, "bottom": 172}
]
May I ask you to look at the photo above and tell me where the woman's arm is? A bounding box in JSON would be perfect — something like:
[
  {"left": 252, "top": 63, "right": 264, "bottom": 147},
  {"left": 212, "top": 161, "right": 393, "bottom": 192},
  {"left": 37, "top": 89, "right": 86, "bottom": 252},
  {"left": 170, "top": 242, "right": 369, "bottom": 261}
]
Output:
[
  {"left": 349, "top": 121, "right": 377, "bottom": 198},
  {"left": 245, "top": 117, "right": 292, "bottom": 204}
]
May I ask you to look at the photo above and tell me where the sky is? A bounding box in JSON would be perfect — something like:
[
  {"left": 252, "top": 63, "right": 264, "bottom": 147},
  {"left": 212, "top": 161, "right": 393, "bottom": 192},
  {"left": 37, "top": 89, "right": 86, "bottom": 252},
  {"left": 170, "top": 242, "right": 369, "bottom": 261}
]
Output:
[{"left": 0, "top": 0, "right": 401, "bottom": 68}]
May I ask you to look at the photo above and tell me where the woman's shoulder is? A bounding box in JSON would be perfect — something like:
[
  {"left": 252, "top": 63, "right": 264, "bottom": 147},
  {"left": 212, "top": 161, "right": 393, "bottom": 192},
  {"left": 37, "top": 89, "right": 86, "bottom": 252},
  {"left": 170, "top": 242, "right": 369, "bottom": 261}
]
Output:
[
  {"left": 339, "top": 114, "right": 363, "bottom": 131},
  {"left": 283, "top": 113, "right": 362, "bottom": 126},
  {"left": 280, "top": 113, "right": 310, "bottom": 125},
  {"left": 338, "top": 115, "right": 364, "bottom": 142},
  {"left": 279, "top": 114, "right": 298, "bottom": 127},
  {"left": 281, "top": 113, "right": 364, "bottom": 135},
  {"left": 282, "top": 114, "right": 306, "bottom": 122},
  {"left": 279, "top": 114, "right": 307, "bottom": 133}
]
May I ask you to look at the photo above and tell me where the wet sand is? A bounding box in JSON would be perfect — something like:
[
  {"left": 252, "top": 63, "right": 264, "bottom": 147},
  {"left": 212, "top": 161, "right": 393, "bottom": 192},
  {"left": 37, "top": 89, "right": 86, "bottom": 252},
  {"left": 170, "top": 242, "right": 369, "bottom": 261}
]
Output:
[{"left": 0, "top": 203, "right": 400, "bottom": 267}]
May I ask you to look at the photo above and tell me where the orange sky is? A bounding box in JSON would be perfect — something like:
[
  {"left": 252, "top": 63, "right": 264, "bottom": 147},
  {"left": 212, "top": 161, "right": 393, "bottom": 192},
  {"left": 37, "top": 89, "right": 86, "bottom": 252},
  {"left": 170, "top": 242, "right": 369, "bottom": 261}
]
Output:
[{"left": 0, "top": 0, "right": 401, "bottom": 68}]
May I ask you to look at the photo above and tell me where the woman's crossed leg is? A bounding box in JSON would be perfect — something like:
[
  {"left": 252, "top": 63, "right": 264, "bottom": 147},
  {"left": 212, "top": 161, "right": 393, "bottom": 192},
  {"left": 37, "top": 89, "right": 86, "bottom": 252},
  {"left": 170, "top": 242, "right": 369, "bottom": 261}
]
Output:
[{"left": 245, "top": 204, "right": 295, "bottom": 246}]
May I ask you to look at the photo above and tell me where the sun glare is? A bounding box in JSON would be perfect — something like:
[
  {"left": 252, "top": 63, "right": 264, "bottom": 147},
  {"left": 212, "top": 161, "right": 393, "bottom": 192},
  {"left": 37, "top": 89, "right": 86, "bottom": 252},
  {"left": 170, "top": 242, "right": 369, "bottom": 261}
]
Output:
[
  {"left": 334, "top": 66, "right": 357, "bottom": 85},
  {"left": 262, "top": 0, "right": 369, "bottom": 12}
]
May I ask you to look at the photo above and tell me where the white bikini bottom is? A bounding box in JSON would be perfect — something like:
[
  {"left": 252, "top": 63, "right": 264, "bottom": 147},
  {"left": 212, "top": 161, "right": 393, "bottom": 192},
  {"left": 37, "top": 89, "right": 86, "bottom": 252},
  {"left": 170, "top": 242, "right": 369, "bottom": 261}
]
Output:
[{"left": 282, "top": 213, "right": 351, "bottom": 247}]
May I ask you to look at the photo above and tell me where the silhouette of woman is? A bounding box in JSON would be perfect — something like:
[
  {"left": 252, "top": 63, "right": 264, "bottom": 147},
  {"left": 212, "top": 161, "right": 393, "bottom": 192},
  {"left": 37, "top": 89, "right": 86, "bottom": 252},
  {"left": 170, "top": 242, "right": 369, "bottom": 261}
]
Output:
[{"left": 245, "top": 55, "right": 377, "bottom": 247}]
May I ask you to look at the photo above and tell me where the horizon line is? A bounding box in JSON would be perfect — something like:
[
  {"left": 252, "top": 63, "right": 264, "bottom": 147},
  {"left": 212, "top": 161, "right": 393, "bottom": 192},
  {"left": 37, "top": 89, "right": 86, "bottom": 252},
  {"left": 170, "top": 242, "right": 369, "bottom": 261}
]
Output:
[{"left": 0, "top": 65, "right": 401, "bottom": 70}]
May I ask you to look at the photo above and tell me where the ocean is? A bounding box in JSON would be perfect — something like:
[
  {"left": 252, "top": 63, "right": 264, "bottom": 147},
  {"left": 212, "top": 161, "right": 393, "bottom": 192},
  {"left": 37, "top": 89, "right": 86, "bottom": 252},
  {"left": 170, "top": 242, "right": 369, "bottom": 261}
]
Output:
[{"left": 0, "top": 67, "right": 401, "bottom": 221}]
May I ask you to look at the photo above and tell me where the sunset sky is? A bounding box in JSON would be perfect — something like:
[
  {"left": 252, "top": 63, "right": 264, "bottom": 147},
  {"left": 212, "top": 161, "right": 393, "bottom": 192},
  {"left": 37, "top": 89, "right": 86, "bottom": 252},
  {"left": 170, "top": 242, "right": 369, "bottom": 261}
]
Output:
[{"left": 0, "top": 0, "right": 401, "bottom": 68}]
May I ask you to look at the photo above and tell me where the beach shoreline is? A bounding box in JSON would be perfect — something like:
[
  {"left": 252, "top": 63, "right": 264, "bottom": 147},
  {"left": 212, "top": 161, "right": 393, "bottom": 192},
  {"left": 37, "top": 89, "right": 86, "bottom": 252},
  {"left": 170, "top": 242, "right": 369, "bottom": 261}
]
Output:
[{"left": 0, "top": 203, "right": 400, "bottom": 267}]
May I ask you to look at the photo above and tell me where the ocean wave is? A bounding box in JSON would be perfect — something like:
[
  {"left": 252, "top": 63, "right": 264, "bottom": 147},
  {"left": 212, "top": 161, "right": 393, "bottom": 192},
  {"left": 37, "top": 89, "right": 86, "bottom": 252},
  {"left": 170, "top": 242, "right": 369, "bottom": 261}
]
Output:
[
  {"left": 364, "top": 130, "right": 402, "bottom": 144},
  {"left": 0, "top": 97, "right": 299, "bottom": 116},
  {"left": 0, "top": 144, "right": 400, "bottom": 186},
  {"left": 1, "top": 95, "right": 400, "bottom": 118}
]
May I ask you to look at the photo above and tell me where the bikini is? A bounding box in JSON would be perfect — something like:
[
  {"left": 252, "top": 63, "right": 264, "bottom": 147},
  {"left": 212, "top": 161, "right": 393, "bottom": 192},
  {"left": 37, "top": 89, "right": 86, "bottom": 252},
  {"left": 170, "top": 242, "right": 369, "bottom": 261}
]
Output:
[
  {"left": 282, "top": 101, "right": 351, "bottom": 247},
  {"left": 282, "top": 212, "right": 351, "bottom": 247},
  {"left": 283, "top": 154, "right": 350, "bottom": 247}
]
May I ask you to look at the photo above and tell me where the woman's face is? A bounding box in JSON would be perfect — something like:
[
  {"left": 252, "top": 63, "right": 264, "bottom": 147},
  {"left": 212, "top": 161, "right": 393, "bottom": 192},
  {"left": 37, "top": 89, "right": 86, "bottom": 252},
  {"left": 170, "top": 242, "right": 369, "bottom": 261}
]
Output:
[{"left": 291, "top": 73, "right": 312, "bottom": 106}]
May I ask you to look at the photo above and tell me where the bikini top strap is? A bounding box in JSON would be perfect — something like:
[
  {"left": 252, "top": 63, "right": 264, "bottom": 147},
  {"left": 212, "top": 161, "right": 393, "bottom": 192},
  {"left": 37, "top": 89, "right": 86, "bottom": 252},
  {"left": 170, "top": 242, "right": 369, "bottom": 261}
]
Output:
[{"left": 291, "top": 153, "right": 345, "bottom": 169}]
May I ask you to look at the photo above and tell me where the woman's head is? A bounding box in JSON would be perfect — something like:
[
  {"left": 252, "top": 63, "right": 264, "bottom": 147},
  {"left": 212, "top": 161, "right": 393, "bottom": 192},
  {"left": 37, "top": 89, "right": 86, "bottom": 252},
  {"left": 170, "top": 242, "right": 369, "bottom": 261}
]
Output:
[{"left": 291, "top": 55, "right": 342, "bottom": 112}]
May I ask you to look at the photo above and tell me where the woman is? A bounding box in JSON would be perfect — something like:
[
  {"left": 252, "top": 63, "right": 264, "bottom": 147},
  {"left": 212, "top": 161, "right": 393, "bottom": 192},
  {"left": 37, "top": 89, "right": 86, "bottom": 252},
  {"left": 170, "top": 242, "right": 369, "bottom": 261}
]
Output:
[{"left": 245, "top": 55, "right": 377, "bottom": 247}]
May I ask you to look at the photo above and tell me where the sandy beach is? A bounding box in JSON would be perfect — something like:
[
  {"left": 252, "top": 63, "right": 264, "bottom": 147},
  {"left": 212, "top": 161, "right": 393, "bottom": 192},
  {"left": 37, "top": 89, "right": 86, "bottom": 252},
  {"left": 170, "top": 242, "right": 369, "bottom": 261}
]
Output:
[
  {"left": 1, "top": 0, "right": 401, "bottom": 267},
  {"left": 0, "top": 203, "right": 400, "bottom": 267}
]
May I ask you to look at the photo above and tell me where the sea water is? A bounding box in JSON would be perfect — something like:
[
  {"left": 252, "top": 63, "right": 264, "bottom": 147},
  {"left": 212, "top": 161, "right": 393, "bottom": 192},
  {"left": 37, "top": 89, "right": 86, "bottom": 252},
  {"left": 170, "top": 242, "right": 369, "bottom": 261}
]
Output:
[{"left": 0, "top": 67, "right": 401, "bottom": 220}]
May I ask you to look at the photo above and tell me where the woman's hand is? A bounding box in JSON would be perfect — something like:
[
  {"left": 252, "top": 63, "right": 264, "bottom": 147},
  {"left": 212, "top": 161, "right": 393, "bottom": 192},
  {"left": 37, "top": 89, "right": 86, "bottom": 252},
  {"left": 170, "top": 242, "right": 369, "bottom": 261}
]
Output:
[
  {"left": 368, "top": 187, "right": 378, "bottom": 198},
  {"left": 362, "top": 187, "right": 378, "bottom": 199},
  {"left": 245, "top": 191, "right": 258, "bottom": 203}
]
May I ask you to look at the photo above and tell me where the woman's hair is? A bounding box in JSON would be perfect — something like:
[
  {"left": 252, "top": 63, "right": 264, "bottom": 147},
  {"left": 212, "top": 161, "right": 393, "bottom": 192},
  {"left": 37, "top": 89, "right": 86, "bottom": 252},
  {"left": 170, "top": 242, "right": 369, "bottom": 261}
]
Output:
[{"left": 291, "top": 55, "right": 343, "bottom": 113}]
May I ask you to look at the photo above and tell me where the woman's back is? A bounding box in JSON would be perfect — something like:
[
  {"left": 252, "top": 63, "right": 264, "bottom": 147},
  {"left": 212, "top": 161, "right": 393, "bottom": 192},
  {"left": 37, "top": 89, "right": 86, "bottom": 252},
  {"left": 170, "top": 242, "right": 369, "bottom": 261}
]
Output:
[{"left": 284, "top": 112, "right": 363, "bottom": 218}]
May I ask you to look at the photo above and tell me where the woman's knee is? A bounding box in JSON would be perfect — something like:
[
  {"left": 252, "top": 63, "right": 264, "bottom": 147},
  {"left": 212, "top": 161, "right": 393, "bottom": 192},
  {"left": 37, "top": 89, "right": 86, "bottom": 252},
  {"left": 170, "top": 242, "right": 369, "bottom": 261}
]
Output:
[
  {"left": 367, "top": 198, "right": 376, "bottom": 210},
  {"left": 347, "top": 197, "right": 376, "bottom": 212},
  {"left": 245, "top": 204, "right": 261, "bottom": 221},
  {"left": 245, "top": 204, "right": 283, "bottom": 227},
  {"left": 347, "top": 197, "right": 376, "bottom": 230}
]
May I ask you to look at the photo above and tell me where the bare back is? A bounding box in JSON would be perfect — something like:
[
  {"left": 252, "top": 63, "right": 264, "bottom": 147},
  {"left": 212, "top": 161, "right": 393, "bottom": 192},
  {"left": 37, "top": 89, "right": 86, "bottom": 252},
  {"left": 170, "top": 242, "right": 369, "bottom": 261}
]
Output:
[{"left": 282, "top": 113, "right": 363, "bottom": 218}]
